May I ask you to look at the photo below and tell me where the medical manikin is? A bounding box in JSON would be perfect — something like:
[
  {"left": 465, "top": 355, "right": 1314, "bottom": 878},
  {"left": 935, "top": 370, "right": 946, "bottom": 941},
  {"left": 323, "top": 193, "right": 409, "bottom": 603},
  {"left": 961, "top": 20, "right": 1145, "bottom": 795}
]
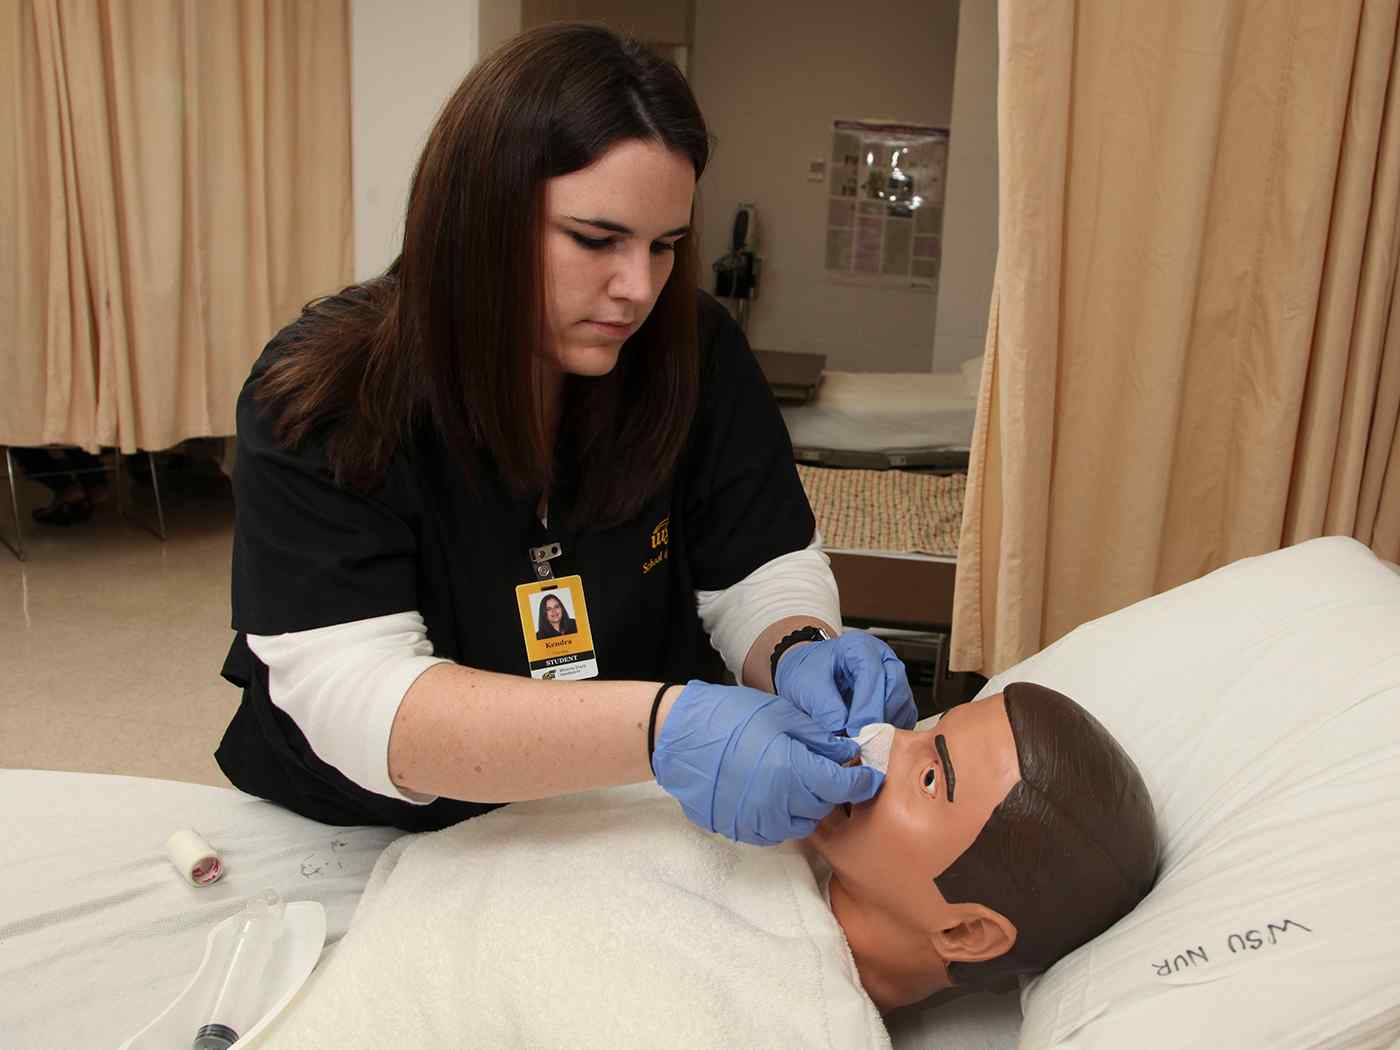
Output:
[
  {"left": 815, "top": 682, "right": 1159, "bottom": 1012},
  {"left": 255, "top": 683, "right": 1159, "bottom": 1047}
]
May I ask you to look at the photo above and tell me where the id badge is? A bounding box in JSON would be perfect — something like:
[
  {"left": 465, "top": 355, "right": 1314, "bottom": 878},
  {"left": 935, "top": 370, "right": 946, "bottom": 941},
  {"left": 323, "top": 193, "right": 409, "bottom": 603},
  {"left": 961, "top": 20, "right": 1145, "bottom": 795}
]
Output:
[{"left": 515, "top": 574, "right": 599, "bottom": 681}]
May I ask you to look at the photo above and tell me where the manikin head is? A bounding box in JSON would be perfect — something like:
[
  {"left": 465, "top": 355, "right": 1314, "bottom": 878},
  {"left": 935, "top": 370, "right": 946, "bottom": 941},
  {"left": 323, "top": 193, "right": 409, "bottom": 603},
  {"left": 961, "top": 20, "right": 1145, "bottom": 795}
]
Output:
[{"left": 810, "top": 683, "right": 1158, "bottom": 1010}]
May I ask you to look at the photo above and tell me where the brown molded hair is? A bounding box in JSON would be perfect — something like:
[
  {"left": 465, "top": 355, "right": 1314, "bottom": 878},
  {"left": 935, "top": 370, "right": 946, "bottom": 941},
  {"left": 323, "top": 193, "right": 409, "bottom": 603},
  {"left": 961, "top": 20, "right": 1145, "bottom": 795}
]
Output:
[
  {"left": 256, "top": 24, "right": 709, "bottom": 527},
  {"left": 936, "top": 683, "right": 1160, "bottom": 992}
]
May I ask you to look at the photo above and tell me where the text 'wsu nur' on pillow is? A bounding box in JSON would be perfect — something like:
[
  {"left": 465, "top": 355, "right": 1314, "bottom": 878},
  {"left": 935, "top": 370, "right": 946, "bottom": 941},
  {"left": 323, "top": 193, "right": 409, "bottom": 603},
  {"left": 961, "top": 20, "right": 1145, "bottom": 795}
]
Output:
[{"left": 978, "top": 537, "right": 1400, "bottom": 1050}]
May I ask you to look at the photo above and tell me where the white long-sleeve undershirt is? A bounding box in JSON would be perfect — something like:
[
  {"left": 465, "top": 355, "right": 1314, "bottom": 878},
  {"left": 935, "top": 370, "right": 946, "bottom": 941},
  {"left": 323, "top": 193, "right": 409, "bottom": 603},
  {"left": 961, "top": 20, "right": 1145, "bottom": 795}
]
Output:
[
  {"left": 246, "top": 533, "right": 841, "bottom": 804},
  {"left": 695, "top": 532, "right": 841, "bottom": 682},
  {"left": 246, "top": 615, "right": 449, "bottom": 804}
]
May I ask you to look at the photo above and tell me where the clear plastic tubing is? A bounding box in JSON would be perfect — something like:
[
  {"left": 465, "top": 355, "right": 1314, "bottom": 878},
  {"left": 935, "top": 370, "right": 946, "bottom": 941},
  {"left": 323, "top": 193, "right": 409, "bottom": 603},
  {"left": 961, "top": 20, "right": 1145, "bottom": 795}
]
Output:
[{"left": 193, "top": 890, "right": 286, "bottom": 1050}]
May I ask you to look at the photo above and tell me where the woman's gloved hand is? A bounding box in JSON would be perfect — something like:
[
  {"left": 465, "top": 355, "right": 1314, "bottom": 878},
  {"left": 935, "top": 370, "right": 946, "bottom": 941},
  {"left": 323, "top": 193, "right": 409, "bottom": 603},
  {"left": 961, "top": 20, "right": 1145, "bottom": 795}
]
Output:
[
  {"left": 653, "top": 680, "right": 883, "bottom": 845},
  {"left": 774, "top": 630, "right": 917, "bottom": 736}
]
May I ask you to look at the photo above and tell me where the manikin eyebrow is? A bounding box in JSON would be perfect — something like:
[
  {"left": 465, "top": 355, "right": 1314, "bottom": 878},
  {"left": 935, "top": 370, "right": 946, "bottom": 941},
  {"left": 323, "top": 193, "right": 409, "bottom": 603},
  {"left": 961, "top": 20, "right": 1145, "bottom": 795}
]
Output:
[
  {"left": 564, "top": 215, "right": 692, "bottom": 239},
  {"left": 935, "top": 734, "right": 956, "bottom": 802}
]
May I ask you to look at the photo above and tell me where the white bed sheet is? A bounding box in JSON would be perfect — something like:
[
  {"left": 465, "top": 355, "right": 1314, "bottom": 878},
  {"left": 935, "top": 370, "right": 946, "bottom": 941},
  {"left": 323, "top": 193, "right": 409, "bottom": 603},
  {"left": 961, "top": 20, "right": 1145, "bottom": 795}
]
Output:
[
  {"left": 0, "top": 770, "right": 401, "bottom": 1050},
  {"left": 1, "top": 769, "right": 1020, "bottom": 1050},
  {"left": 781, "top": 370, "right": 977, "bottom": 453}
]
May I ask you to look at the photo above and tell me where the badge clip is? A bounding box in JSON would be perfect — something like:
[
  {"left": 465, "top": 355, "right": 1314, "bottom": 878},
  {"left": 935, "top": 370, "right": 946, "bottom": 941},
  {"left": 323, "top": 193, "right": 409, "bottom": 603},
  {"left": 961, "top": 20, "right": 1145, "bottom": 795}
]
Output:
[{"left": 529, "top": 542, "right": 563, "bottom": 580}]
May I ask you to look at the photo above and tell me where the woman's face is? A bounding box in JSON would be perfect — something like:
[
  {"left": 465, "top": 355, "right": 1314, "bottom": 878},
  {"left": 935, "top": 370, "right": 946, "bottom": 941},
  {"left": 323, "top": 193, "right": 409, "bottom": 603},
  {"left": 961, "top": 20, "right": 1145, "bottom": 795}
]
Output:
[
  {"left": 540, "top": 139, "right": 696, "bottom": 377},
  {"left": 543, "top": 596, "right": 563, "bottom": 625},
  {"left": 808, "top": 696, "right": 1021, "bottom": 926}
]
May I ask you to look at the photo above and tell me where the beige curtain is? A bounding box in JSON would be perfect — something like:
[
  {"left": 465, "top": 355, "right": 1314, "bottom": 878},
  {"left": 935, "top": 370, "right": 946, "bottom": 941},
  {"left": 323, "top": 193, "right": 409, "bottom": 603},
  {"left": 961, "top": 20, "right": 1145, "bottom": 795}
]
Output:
[
  {"left": 952, "top": 0, "right": 1400, "bottom": 676},
  {"left": 1, "top": 0, "right": 352, "bottom": 452}
]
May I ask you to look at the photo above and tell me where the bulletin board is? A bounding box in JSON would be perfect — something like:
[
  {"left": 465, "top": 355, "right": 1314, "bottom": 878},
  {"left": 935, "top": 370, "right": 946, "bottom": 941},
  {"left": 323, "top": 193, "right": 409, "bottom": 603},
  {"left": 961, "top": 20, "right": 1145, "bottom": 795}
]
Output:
[{"left": 825, "top": 120, "right": 949, "bottom": 292}]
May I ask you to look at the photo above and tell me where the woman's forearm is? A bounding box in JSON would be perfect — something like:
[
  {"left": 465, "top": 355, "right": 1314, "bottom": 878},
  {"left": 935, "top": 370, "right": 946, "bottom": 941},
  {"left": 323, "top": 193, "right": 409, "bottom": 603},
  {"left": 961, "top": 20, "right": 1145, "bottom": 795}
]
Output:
[
  {"left": 387, "top": 664, "right": 682, "bottom": 802},
  {"left": 391, "top": 608, "right": 835, "bottom": 803},
  {"left": 740, "top": 615, "right": 839, "bottom": 692}
]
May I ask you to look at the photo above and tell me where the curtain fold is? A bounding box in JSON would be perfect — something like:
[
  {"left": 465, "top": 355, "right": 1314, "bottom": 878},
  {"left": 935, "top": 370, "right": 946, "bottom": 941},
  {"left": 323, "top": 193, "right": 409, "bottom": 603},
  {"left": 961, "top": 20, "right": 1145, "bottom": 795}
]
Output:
[
  {"left": 1, "top": 0, "right": 352, "bottom": 453},
  {"left": 952, "top": 0, "right": 1400, "bottom": 676}
]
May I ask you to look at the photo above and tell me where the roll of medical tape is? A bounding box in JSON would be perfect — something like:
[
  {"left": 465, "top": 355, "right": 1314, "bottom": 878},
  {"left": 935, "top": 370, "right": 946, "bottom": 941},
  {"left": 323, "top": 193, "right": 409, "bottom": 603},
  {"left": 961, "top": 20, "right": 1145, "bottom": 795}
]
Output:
[{"left": 166, "top": 828, "right": 224, "bottom": 886}]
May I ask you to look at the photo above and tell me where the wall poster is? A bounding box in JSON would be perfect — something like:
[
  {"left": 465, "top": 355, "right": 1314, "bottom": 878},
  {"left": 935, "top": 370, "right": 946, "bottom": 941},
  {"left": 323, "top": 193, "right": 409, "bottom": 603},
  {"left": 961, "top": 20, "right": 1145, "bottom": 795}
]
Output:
[{"left": 826, "top": 119, "right": 949, "bottom": 292}]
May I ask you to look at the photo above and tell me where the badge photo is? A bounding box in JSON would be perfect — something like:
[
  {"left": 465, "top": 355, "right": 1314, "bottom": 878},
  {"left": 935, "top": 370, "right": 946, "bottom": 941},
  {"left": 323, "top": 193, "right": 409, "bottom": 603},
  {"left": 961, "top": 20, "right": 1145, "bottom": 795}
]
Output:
[{"left": 515, "top": 575, "right": 599, "bottom": 681}]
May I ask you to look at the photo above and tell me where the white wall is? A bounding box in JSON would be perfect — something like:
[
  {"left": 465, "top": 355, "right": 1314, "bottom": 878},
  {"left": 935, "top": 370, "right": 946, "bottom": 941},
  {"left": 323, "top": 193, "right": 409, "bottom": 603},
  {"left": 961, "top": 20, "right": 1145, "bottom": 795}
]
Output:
[
  {"left": 481, "top": 0, "right": 523, "bottom": 57},
  {"left": 931, "top": 0, "right": 998, "bottom": 372},
  {"left": 523, "top": 0, "right": 689, "bottom": 42},
  {"left": 690, "top": 1, "right": 960, "bottom": 373},
  {"left": 351, "top": 0, "right": 481, "bottom": 280}
]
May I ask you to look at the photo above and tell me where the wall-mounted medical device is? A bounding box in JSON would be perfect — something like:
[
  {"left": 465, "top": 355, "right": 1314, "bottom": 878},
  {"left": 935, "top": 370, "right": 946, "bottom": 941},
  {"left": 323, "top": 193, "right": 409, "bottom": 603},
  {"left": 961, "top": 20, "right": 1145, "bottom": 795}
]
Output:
[{"left": 713, "top": 202, "right": 761, "bottom": 331}]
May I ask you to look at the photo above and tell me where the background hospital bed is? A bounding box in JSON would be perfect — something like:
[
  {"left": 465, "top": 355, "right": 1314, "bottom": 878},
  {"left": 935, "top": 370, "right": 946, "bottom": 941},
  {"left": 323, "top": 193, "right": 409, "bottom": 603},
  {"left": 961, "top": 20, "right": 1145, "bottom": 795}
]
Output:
[
  {"left": 763, "top": 357, "right": 981, "bottom": 712},
  {"left": 0, "top": 769, "right": 1021, "bottom": 1049}
]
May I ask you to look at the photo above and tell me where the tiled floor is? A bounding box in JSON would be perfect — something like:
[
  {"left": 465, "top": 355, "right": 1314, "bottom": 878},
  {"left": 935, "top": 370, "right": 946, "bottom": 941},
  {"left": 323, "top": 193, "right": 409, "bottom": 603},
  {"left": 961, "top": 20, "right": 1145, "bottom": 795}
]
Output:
[{"left": 1, "top": 458, "right": 240, "bottom": 787}]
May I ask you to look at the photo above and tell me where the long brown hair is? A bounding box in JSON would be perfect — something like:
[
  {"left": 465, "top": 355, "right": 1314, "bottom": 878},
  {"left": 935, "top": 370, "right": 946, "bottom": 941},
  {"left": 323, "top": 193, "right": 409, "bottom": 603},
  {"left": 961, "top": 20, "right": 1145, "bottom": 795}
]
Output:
[{"left": 257, "top": 24, "right": 709, "bottom": 527}]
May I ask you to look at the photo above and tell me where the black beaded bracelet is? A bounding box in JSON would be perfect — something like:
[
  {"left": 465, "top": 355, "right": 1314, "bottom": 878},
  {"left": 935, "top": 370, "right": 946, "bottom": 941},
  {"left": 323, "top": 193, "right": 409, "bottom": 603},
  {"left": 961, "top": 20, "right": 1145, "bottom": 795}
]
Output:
[
  {"left": 647, "top": 682, "right": 675, "bottom": 776},
  {"left": 769, "top": 625, "right": 831, "bottom": 687}
]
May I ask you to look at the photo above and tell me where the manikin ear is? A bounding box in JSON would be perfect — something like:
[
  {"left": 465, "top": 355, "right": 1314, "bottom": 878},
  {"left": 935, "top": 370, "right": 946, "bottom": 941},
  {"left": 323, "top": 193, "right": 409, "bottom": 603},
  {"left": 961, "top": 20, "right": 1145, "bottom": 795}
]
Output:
[{"left": 930, "top": 904, "right": 1018, "bottom": 964}]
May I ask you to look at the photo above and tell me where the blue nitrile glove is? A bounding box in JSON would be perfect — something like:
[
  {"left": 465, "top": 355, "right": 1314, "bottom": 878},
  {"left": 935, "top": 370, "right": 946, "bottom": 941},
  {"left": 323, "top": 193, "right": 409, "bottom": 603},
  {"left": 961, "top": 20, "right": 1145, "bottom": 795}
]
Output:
[
  {"left": 774, "top": 630, "right": 918, "bottom": 735},
  {"left": 653, "top": 680, "right": 884, "bottom": 845}
]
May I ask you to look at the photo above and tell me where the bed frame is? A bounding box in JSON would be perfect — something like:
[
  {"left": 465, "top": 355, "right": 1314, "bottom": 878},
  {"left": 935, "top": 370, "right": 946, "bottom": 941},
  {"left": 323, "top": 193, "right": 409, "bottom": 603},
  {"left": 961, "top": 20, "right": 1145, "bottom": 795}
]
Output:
[{"left": 758, "top": 352, "right": 982, "bottom": 711}]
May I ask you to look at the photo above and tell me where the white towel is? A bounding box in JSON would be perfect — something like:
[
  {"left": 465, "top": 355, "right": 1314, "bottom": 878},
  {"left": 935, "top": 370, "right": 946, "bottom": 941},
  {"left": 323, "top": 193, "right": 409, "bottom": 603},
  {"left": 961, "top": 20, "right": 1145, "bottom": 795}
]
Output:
[{"left": 256, "top": 782, "right": 890, "bottom": 1050}]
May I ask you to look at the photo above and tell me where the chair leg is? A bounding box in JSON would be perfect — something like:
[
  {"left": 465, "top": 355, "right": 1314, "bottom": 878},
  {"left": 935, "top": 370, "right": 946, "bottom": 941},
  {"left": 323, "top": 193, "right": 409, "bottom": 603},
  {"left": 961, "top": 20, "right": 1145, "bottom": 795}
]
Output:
[
  {"left": 114, "top": 447, "right": 128, "bottom": 517},
  {"left": 117, "top": 449, "right": 168, "bottom": 543},
  {"left": 2, "top": 447, "right": 27, "bottom": 561},
  {"left": 148, "top": 450, "right": 167, "bottom": 541}
]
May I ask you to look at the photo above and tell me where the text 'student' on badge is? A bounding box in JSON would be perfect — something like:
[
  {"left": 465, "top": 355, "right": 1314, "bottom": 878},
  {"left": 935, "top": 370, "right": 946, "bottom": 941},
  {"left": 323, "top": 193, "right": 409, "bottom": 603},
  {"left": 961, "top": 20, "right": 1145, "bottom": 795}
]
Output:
[{"left": 514, "top": 574, "right": 599, "bottom": 681}]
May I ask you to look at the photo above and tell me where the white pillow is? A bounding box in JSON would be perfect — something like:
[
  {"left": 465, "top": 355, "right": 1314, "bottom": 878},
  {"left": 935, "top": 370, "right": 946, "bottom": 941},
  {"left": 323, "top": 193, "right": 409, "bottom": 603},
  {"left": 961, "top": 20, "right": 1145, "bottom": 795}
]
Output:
[
  {"left": 976, "top": 537, "right": 1400, "bottom": 1050},
  {"left": 960, "top": 354, "right": 984, "bottom": 398}
]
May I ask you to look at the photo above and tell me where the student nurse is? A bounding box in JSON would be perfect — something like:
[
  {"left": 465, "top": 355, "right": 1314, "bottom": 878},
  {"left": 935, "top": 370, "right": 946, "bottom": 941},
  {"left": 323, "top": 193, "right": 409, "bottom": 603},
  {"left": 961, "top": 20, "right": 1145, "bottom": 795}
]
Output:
[{"left": 216, "top": 24, "right": 916, "bottom": 843}]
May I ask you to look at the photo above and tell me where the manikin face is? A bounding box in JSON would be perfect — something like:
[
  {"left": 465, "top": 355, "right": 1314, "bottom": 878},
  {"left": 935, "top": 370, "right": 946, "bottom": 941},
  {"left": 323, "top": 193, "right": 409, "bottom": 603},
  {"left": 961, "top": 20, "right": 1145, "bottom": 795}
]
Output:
[
  {"left": 540, "top": 139, "right": 696, "bottom": 377},
  {"left": 809, "top": 696, "right": 1021, "bottom": 929}
]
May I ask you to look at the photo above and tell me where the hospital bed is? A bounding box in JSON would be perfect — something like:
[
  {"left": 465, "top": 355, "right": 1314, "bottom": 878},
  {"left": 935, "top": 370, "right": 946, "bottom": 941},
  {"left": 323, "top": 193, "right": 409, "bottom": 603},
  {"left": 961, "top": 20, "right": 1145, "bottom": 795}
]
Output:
[
  {"left": 775, "top": 361, "right": 979, "bottom": 709},
  {"left": 5, "top": 537, "right": 1400, "bottom": 1048}
]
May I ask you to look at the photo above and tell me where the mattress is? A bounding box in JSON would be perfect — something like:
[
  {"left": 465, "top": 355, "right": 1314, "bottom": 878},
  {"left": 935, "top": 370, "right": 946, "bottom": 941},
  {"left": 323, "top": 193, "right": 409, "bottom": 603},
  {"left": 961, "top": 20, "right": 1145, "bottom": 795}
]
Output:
[{"left": 781, "top": 369, "right": 977, "bottom": 468}]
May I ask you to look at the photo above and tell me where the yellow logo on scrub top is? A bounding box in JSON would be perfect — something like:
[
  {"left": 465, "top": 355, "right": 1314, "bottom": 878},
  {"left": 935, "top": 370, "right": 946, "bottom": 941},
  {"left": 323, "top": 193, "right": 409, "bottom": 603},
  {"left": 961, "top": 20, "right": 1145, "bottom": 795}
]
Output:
[{"left": 644, "top": 515, "right": 670, "bottom": 574}]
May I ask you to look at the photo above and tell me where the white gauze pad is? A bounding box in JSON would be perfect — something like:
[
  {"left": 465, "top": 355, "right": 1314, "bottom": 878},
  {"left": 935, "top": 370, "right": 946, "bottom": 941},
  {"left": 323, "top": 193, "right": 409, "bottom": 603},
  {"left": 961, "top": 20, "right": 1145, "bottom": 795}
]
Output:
[{"left": 854, "top": 722, "right": 895, "bottom": 773}]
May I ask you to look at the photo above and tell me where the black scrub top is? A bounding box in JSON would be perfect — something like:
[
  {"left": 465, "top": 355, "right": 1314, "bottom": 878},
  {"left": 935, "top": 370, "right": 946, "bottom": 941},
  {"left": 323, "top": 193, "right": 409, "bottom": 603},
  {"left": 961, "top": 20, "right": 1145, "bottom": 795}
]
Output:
[{"left": 217, "top": 290, "right": 815, "bottom": 830}]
